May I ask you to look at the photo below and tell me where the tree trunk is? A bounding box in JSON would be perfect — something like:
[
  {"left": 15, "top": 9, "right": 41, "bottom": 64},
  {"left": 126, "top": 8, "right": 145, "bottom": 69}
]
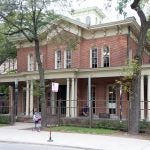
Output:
[
  {"left": 34, "top": 38, "right": 47, "bottom": 127},
  {"left": 128, "top": 24, "right": 147, "bottom": 134},
  {"left": 128, "top": 71, "right": 141, "bottom": 134}
]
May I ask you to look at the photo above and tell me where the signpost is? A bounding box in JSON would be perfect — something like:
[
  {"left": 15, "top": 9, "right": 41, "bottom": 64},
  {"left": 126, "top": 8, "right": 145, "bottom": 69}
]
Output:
[{"left": 48, "top": 82, "right": 59, "bottom": 142}]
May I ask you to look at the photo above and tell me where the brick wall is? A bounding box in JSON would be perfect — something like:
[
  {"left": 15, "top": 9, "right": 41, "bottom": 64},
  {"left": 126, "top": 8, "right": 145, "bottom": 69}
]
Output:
[
  {"left": 77, "top": 77, "right": 128, "bottom": 119},
  {"left": 17, "top": 34, "right": 136, "bottom": 72},
  {"left": 17, "top": 33, "right": 149, "bottom": 72}
]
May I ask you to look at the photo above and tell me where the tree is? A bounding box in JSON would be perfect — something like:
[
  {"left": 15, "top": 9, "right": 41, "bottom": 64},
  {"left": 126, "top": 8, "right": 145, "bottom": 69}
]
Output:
[
  {"left": 0, "top": 33, "right": 17, "bottom": 66},
  {"left": 106, "top": 0, "right": 150, "bottom": 134},
  {"left": 0, "top": 0, "right": 71, "bottom": 127}
]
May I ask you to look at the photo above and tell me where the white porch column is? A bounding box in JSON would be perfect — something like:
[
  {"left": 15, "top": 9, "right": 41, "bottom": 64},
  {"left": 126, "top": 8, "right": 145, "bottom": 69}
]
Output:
[
  {"left": 71, "top": 78, "right": 75, "bottom": 117},
  {"left": 66, "top": 78, "right": 70, "bottom": 117},
  {"left": 141, "top": 75, "right": 144, "bottom": 120},
  {"left": 147, "top": 75, "right": 150, "bottom": 121},
  {"left": 74, "top": 78, "right": 77, "bottom": 117},
  {"left": 29, "top": 80, "right": 33, "bottom": 116},
  {"left": 26, "top": 80, "right": 30, "bottom": 116}
]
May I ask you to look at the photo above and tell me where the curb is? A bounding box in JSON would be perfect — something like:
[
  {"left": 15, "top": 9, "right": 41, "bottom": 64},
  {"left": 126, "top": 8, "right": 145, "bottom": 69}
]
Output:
[{"left": 0, "top": 140, "right": 101, "bottom": 150}]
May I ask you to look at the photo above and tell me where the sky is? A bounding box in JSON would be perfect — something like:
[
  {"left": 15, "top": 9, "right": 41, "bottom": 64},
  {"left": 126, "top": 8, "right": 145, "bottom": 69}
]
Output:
[{"left": 71, "top": 0, "right": 140, "bottom": 23}]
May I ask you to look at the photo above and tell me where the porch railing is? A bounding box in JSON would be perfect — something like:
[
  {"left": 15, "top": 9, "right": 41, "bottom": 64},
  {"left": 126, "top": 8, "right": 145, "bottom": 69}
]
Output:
[{"left": 46, "top": 99, "right": 129, "bottom": 125}]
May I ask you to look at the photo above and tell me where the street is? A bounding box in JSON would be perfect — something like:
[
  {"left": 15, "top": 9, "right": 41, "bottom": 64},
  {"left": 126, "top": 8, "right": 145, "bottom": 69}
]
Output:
[{"left": 0, "top": 142, "right": 89, "bottom": 150}]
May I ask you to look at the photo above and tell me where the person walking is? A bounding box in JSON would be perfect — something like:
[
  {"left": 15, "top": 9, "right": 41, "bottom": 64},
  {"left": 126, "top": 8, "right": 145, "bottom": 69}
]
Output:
[{"left": 32, "top": 108, "right": 41, "bottom": 132}]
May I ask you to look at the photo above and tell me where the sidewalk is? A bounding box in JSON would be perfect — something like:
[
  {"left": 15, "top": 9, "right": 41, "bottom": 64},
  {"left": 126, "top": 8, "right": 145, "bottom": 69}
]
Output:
[{"left": 0, "top": 122, "right": 150, "bottom": 150}]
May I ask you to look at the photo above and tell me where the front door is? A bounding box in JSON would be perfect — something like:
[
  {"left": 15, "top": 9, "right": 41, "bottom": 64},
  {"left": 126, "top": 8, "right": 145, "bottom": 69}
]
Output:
[
  {"left": 57, "top": 85, "right": 66, "bottom": 115},
  {"left": 107, "top": 85, "right": 117, "bottom": 118}
]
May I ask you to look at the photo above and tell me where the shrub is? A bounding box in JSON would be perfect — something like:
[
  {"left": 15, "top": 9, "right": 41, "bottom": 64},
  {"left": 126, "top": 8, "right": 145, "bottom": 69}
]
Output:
[
  {"left": 61, "top": 118, "right": 128, "bottom": 131},
  {"left": 0, "top": 114, "right": 11, "bottom": 124},
  {"left": 139, "top": 120, "right": 150, "bottom": 133},
  {"left": 94, "top": 120, "right": 127, "bottom": 131}
]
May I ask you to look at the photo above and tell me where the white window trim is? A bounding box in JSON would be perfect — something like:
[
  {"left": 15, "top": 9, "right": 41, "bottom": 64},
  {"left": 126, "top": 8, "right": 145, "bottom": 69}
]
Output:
[
  {"left": 106, "top": 84, "right": 117, "bottom": 115},
  {"left": 64, "top": 50, "right": 72, "bottom": 69},
  {"left": 90, "top": 49, "right": 92, "bottom": 68},
  {"left": 55, "top": 50, "right": 61, "bottom": 69},
  {"left": 102, "top": 46, "right": 110, "bottom": 67},
  {"left": 90, "top": 47, "right": 98, "bottom": 68},
  {"left": 129, "top": 49, "right": 132, "bottom": 61},
  {"left": 27, "top": 54, "right": 34, "bottom": 71},
  {"left": 55, "top": 51, "right": 57, "bottom": 69}
]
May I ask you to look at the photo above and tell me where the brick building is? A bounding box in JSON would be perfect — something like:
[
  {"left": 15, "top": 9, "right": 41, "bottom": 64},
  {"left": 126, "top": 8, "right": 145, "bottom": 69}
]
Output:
[{"left": 0, "top": 7, "right": 150, "bottom": 121}]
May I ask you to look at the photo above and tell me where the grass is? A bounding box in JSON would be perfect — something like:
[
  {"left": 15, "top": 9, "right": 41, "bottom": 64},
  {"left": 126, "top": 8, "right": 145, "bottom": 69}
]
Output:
[
  {"left": 47, "top": 126, "right": 150, "bottom": 140},
  {"left": 48, "top": 126, "right": 117, "bottom": 135},
  {"left": 0, "top": 124, "right": 7, "bottom": 127}
]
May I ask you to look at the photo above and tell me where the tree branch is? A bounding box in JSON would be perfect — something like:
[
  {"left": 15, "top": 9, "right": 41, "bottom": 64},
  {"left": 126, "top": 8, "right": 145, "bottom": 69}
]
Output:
[
  {"left": 131, "top": 0, "right": 146, "bottom": 24},
  {"left": 131, "top": 0, "right": 140, "bottom": 9},
  {"left": 0, "top": 13, "right": 33, "bottom": 42}
]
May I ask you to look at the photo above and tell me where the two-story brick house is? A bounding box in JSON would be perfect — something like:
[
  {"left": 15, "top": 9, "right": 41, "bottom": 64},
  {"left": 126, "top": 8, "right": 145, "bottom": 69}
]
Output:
[{"left": 1, "top": 7, "right": 150, "bottom": 121}]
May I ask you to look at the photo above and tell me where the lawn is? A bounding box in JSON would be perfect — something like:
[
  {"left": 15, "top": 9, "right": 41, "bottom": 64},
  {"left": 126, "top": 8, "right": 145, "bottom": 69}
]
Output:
[
  {"left": 47, "top": 126, "right": 150, "bottom": 140},
  {"left": 0, "top": 124, "right": 7, "bottom": 127},
  {"left": 49, "top": 126, "right": 117, "bottom": 135}
]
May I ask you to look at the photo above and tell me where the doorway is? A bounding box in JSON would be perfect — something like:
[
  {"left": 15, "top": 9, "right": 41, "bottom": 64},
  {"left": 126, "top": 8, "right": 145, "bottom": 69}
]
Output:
[
  {"left": 107, "top": 85, "right": 117, "bottom": 118},
  {"left": 57, "top": 85, "right": 66, "bottom": 115}
]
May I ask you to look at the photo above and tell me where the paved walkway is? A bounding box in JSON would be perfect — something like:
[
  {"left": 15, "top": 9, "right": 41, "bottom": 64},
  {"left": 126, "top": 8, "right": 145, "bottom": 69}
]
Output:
[{"left": 0, "top": 122, "right": 150, "bottom": 150}]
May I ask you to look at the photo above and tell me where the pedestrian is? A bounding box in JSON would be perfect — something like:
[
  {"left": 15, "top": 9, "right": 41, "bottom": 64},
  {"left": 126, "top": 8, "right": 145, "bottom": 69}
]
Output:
[
  {"left": 32, "top": 109, "right": 41, "bottom": 132},
  {"left": 82, "top": 105, "right": 89, "bottom": 117}
]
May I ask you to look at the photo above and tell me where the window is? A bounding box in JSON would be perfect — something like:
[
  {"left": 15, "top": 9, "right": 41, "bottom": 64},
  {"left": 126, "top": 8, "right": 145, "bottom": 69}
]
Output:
[
  {"left": 64, "top": 50, "right": 72, "bottom": 69},
  {"left": 55, "top": 50, "right": 62, "bottom": 69},
  {"left": 107, "top": 85, "right": 117, "bottom": 115},
  {"left": 86, "top": 16, "right": 91, "bottom": 25},
  {"left": 91, "top": 48, "right": 98, "bottom": 68},
  {"left": 108, "top": 86, "right": 116, "bottom": 103},
  {"left": 91, "top": 87, "right": 96, "bottom": 114},
  {"left": 103, "top": 46, "right": 110, "bottom": 67},
  {"left": 27, "top": 54, "right": 34, "bottom": 71}
]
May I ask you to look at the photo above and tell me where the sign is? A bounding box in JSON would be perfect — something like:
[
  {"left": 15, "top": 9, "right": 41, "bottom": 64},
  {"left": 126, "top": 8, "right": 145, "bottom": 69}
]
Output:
[{"left": 52, "top": 82, "right": 59, "bottom": 92}]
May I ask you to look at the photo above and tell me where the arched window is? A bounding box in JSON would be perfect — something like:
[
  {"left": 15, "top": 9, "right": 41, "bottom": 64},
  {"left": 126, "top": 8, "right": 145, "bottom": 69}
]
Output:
[
  {"left": 86, "top": 16, "right": 91, "bottom": 25},
  {"left": 103, "top": 46, "right": 110, "bottom": 67}
]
